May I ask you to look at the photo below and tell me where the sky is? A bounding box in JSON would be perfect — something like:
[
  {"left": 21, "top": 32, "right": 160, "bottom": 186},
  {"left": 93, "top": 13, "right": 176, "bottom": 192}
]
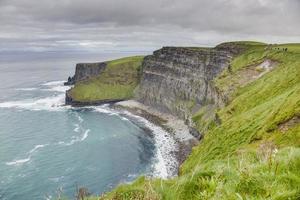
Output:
[{"left": 0, "top": 0, "right": 299, "bottom": 52}]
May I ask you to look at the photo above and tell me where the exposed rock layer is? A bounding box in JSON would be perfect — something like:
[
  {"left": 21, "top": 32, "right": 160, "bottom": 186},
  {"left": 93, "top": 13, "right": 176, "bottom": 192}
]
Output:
[
  {"left": 64, "top": 62, "right": 107, "bottom": 85},
  {"left": 136, "top": 45, "right": 242, "bottom": 121}
]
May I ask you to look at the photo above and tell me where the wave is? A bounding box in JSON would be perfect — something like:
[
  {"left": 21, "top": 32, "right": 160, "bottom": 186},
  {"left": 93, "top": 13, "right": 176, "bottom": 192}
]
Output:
[
  {"left": 91, "top": 106, "right": 118, "bottom": 115},
  {"left": 77, "top": 115, "right": 84, "bottom": 123},
  {"left": 6, "top": 157, "right": 31, "bottom": 166},
  {"left": 43, "top": 85, "right": 71, "bottom": 93},
  {"left": 0, "top": 94, "right": 68, "bottom": 111},
  {"left": 73, "top": 124, "right": 80, "bottom": 132},
  {"left": 29, "top": 144, "right": 48, "bottom": 154},
  {"left": 120, "top": 116, "right": 130, "bottom": 121},
  {"left": 15, "top": 87, "right": 38, "bottom": 91},
  {"left": 0, "top": 80, "right": 71, "bottom": 111},
  {"left": 58, "top": 129, "right": 90, "bottom": 146},
  {"left": 6, "top": 143, "right": 49, "bottom": 166},
  {"left": 41, "top": 80, "right": 65, "bottom": 86}
]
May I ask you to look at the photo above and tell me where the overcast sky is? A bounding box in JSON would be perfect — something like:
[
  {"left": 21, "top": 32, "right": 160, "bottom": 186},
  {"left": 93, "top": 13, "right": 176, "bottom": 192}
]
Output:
[{"left": 0, "top": 0, "right": 299, "bottom": 52}]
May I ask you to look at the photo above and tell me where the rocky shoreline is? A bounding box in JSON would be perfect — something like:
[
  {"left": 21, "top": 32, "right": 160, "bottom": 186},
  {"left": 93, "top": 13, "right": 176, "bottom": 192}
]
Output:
[{"left": 113, "top": 100, "right": 200, "bottom": 168}]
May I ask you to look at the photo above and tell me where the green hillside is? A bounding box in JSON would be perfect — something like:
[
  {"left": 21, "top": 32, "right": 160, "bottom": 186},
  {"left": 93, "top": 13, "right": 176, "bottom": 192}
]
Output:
[{"left": 69, "top": 56, "right": 144, "bottom": 102}]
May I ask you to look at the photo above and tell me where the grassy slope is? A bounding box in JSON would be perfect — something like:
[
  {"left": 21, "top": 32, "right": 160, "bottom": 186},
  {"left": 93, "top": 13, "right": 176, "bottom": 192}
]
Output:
[
  {"left": 86, "top": 43, "right": 300, "bottom": 200},
  {"left": 69, "top": 56, "right": 144, "bottom": 102}
]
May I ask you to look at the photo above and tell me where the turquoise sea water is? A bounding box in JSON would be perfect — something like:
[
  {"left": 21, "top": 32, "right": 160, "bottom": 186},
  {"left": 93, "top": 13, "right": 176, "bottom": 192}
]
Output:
[{"left": 0, "top": 52, "right": 177, "bottom": 199}]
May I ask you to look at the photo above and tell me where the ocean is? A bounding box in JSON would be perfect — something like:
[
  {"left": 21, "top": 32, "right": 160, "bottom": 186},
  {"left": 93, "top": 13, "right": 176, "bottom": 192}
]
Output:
[{"left": 0, "top": 52, "right": 177, "bottom": 199}]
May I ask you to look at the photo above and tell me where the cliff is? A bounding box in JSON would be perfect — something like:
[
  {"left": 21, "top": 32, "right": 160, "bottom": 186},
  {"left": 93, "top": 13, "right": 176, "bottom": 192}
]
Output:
[
  {"left": 136, "top": 44, "right": 244, "bottom": 124},
  {"left": 64, "top": 62, "right": 107, "bottom": 85},
  {"left": 65, "top": 56, "right": 144, "bottom": 105}
]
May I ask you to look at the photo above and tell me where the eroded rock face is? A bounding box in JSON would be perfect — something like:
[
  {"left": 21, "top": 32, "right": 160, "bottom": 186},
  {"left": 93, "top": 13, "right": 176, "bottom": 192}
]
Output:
[
  {"left": 64, "top": 62, "right": 107, "bottom": 85},
  {"left": 137, "top": 46, "right": 240, "bottom": 120}
]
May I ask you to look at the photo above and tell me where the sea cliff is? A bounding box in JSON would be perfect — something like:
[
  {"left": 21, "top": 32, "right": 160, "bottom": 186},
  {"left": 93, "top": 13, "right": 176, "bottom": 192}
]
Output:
[
  {"left": 64, "top": 42, "right": 300, "bottom": 199},
  {"left": 64, "top": 62, "right": 107, "bottom": 85}
]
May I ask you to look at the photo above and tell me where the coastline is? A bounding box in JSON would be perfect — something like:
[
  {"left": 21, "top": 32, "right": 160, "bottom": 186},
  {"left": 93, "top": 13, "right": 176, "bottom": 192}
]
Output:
[
  {"left": 66, "top": 98, "right": 199, "bottom": 177},
  {"left": 113, "top": 100, "right": 199, "bottom": 168}
]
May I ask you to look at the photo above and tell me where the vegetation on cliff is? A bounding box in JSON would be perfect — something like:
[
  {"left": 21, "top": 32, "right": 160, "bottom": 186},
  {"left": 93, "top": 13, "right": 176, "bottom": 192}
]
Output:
[{"left": 68, "top": 56, "right": 144, "bottom": 102}]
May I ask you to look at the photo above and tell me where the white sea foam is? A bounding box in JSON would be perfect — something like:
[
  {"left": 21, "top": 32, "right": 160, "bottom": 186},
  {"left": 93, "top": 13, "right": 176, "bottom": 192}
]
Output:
[
  {"left": 81, "top": 130, "right": 89, "bottom": 141},
  {"left": 74, "top": 124, "right": 80, "bottom": 132},
  {"left": 29, "top": 144, "right": 48, "bottom": 154},
  {"left": 91, "top": 106, "right": 118, "bottom": 115},
  {"left": 77, "top": 115, "right": 83, "bottom": 123},
  {"left": 1, "top": 80, "right": 71, "bottom": 111},
  {"left": 15, "top": 87, "right": 38, "bottom": 91},
  {"left": 120, "top": 116, "right": 130, "bottom": 121},
  {"left": 41, "top": 81, "right": 65, "bottom": 86},
  {"left": 43, "top": 85, "right": 70, "bottom": 93},
  {"left": 6, "top": 157, "right": 31, "bottom": 166},
  {"left": 49, "top": 176, "right": 64, "bottom": 182},
  {"left": 58, "top": 129, "right": 90, "bottom": 146},
  {"left": 0, "top": 94, "right": 67, "bottom": 111},
  {"left": 6, "top": 143, "right": 49, "bottom": 166}
]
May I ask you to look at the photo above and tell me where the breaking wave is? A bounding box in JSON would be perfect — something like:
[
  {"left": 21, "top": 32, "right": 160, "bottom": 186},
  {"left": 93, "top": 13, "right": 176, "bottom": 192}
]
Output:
[
  {"left": 1, "top": 80, "right": 70, "bottom": 111},
  {"left": 0, "top": 94, "right": 67, "bottom": 111}
]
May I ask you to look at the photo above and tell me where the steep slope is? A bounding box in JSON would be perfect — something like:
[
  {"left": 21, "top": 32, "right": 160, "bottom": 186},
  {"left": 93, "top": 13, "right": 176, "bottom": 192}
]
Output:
[{"left": 90, "top": 43, "right": 300, "bottom": 200}]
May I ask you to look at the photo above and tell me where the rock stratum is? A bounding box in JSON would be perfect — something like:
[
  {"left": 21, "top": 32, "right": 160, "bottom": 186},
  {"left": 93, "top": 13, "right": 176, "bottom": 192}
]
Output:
[{"left": 137, "top": 45, "right": 243, "bottom": 121}]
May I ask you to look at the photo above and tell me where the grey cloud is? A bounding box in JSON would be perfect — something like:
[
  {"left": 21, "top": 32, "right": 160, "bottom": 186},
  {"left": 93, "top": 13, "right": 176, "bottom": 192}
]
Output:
[{"left": 0, "top": 0, "right": 299, "bottom": 52}]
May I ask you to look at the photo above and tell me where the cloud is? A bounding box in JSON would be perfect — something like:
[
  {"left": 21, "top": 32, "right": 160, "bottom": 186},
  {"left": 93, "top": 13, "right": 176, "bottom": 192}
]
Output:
[{"left": 0, "top": 0, "right": 299, "bottom": 52}]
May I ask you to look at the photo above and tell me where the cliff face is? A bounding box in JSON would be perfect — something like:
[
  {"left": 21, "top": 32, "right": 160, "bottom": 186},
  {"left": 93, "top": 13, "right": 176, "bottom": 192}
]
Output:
[
  {"left": 64, "top": 62, "right": 107, "bottom": 85},
  {"left": 136, "top": 45, "right": 242, "bottom": 121}
]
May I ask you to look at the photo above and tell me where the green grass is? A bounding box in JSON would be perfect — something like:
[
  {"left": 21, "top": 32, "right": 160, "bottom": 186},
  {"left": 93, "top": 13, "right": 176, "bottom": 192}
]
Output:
[
  {"left": 63, "top": 42, "right": 300, "bottom": 199},
  {"left": 182, "top": 44, "right": 300, "bottom": 173},
  {"left": 69, "top": 56, "right": 144, "bottom": 102}
]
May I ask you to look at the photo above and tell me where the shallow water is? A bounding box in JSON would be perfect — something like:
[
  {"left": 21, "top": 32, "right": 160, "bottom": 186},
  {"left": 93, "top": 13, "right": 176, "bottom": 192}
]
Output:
[{"left": 0, "top": 52, "right": 177, "bottom": 199}]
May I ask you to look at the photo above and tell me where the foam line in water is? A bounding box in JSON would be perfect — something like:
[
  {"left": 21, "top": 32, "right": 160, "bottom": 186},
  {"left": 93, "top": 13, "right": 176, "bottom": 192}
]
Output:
[
  {"left": 28, "top": 144, "right": 48, "bottom": 154},
  {"left": 58, "top": 129, "right": 90, "bottom": 146},
  {"left": 74, "top": 124, "right": 80, "bottom": 132},
  {"left": 6, "top": 143, "right": 49, "bottom": 166},
  {"left": 41, "top": 80, "right": 65, "bottom": 86},
  {"left": 5, "top": 157, "right": 31, "bottom": 166},
  {"left": 43, "top": 85, "right": 71, "bottom": 93},
  {"left": 15, "top": 87, "right": 38, "bottom": 91}
]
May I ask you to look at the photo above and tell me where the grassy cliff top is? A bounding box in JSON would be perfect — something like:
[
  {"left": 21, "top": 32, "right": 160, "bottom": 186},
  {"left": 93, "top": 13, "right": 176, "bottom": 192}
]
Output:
[
  {"left": 84, "top": 43, "right": 300, "bottom": 200},
  {"left": 69, "top": 56, "right": 144, "bottom": 102}
]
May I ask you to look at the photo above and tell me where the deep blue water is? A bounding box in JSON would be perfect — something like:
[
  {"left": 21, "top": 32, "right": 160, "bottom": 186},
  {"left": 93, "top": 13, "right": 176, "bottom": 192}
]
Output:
[{"left": 0, "top": 52, "right": 173, "bottom": 200}]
